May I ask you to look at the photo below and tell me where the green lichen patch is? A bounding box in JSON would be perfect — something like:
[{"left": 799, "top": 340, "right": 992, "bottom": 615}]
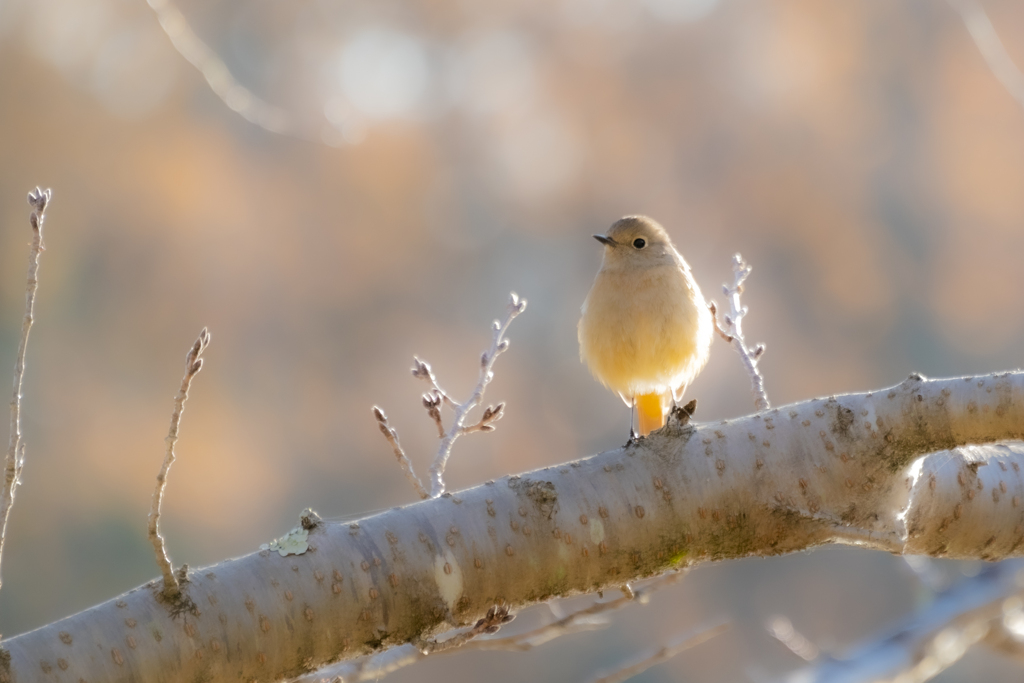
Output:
[{"left": 262, "top": 526, "right": 310, "bottom": 557}]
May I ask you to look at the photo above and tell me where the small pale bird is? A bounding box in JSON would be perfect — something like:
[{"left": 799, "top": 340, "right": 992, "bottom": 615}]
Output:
[{"left": 578, "top": 215, "right": 713, "bottom": 437}]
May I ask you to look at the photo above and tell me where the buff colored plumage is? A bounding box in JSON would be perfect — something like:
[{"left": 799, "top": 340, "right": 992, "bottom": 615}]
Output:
[{"left": 578, "top": 216, "right": 712, "bottom": 436}]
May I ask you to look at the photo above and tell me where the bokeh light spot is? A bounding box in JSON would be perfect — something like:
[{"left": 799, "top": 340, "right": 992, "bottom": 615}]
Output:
[
  {"left": 491, "top": 111, "right": 582, "bottom": 201},
  {"left": 337, "top": 27, "right": 430, "bottom": 120},
  {"left": 446, "top": 30, "right": 537, "bottom": 116}
]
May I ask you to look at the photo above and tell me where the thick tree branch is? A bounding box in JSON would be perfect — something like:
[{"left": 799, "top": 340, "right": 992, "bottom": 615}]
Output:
[{"left": 3, "top": 371, "right": 1024, "bottom": 682}]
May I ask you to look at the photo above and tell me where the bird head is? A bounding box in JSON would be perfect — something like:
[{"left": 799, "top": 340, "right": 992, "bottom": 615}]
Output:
[{"left": 593, "top": 215, "right": 678, "bottom": 268}]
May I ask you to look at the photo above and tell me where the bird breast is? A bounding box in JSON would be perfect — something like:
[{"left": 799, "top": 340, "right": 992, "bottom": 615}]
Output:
[{"left": 578, "top": 262, "right": 710, "bottom": 396}]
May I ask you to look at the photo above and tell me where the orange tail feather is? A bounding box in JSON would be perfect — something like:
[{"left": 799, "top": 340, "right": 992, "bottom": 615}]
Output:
[{"left": 636, "top": 392, "right": 665, "bottom": 436}]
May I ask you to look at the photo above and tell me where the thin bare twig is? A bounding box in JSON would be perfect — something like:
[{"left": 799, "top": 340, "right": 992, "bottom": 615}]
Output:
[
  {"left": 589, "top": 621, "right": 730, "bottom": 683},
  {"left": 372, "top": 407, "right": 429, "bottom": 500},
  {"left": 411, "top": 358, "right": 457, "bottom": 409},
  {"left": 300, "top": 572, "right": 687, "bottom": 683},
  {"left": 0, "top": 188, "right": 50, "bottom": 600},
  {"left": 413, "top": 603, "right": 515, "bottom": 655},
  {"left": 413, "top": 363, "right": 505, "bottom": 436},
  {"left": 148, "top": 328, "right": 211, "bottom": 599},
  {"left": 375, "top": 293, "right": 526, "bottom": 499},
  {"left": 710, "top": 254, "right": 769, "bottom": 411},
  {"left": 949, "top": 0, "right": 1024, "bottom": 111},
  {"left": 460, "top": 402, "right": 505, "bottom": 434},
  {"left": 146, "top": 0, "right": 294, "bottom": 137},
  {"left": 428, "top": 292, "right": 525, "bottom": 496},
  {"left": 421, "top": 390, "right": 446, "bottom": 438},
  {"left": 499, "top": 573, "right": 687, "bottom": 650}
]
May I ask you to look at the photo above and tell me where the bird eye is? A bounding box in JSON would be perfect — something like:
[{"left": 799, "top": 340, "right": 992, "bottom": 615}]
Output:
[{"left": 632, "top": 238, "right": 646, "bottom": 249}]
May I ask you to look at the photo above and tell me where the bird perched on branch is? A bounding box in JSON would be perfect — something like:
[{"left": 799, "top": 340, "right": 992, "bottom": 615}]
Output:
[{"left": 579, "top": 216, "right": 713, "bottom": 437}]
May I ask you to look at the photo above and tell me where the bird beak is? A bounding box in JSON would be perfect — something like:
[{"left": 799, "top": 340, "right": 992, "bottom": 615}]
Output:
[{"left": 593, "top": 234, "right": 615, "bottom": 246}]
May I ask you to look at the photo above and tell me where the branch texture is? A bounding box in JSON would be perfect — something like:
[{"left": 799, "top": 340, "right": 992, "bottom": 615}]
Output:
[{"left": 3, "top": 371, "right": 1024, "bottom": 682}]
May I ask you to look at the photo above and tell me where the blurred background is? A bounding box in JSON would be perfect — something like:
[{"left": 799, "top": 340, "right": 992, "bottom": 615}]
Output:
[{"left": 1, "top": 0, "right": 1024, "bottom": 680}]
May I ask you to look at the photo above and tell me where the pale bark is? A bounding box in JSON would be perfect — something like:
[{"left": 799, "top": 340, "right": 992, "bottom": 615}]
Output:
[{"left": 2, "top": 371, "right": 1024, "bottom": 683}]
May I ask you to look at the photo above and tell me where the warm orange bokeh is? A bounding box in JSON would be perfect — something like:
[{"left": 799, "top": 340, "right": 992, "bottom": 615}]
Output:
[{"left": 1, "top": 0, "right": 1023, "bottom": 680}]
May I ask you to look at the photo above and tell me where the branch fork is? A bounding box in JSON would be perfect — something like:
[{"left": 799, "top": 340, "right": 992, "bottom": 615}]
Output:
[
  {"left": 374, "top": 292, "right": 526, "bottom": 499},
  {"left": 710, "top": 253, "right": 770, "bottom": 411}
]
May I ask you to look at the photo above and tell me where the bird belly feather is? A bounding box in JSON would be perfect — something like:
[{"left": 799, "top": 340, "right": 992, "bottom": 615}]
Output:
[{"left": 579, "top": 264, "right": 710, "bottom": 399}]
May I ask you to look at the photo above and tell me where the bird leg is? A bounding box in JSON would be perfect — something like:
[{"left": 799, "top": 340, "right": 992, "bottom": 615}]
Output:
[{"left": 627, "top": 398, "right": 639, "bottom": 446}]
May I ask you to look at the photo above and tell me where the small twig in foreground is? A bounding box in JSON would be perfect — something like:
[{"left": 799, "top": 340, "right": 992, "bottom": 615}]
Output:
[
  {"left": 148, "top": 328, "right": 210, "bottom": 599},
  {"left": 374, "top": 293, "right": 526, "bottom": 499},
  {"left": 589, "top": 621, "right": 730, "bottom": 683},
  {"left": 372, "top": 407, "right": 429, "bottom": 500},
  {"left": 413, "top": 603, "right": 515, "bottom": 655},
  {"left": 0, "top": 188, "right": 50, "bottom": 600},
  {"left": 300, "top": 572, "right": 687, "bottom": 683},
  {"left": 498, "top": 572, "right": 687, "bottom": 651},
  {"left": 710, "top": 254, "right": 769, "bottom": 411}
]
